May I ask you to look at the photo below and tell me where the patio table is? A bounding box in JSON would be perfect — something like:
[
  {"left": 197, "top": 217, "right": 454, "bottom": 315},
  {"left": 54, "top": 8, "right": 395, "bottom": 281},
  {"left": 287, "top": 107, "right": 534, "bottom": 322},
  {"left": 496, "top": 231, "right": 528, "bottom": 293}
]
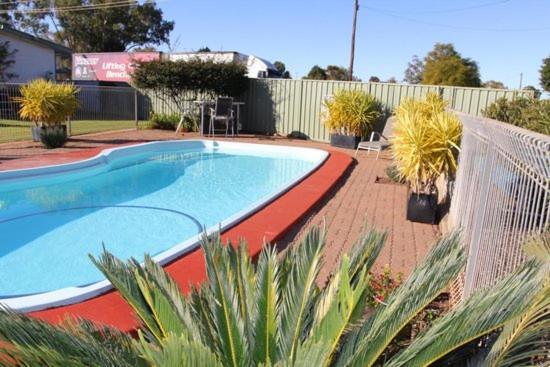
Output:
[{"left": 193, "top": 100, "right": 245, "bottom": 136}]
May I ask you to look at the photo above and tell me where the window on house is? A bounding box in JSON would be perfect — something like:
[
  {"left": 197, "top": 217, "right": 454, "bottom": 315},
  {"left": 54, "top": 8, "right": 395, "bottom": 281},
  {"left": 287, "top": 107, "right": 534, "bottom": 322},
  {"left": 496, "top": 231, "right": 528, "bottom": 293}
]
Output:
[{"left": 55, "top": 53, "right": 71, "bottom": 82}]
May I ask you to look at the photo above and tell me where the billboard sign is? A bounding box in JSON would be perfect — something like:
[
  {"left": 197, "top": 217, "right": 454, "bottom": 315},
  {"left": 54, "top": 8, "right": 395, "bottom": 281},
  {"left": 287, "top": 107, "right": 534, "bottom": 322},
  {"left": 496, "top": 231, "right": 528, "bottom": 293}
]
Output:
[{"left": 72, "top": 52, "right": 159, "bottom": 82}]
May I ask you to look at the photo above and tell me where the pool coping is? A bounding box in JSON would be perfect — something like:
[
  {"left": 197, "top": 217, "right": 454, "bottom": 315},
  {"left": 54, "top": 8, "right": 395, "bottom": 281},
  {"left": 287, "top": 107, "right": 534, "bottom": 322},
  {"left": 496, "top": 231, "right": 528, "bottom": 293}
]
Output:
[{"left": 21, "top": 141, "right": 353, "bottom": 331}]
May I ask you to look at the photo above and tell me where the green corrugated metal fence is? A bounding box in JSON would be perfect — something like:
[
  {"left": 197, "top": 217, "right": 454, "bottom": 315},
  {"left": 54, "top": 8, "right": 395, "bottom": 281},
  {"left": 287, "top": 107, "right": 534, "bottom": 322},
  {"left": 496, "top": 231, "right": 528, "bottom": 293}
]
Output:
[
  {"left": 147, "top": 78, "right": 533, "bottom": 143},
  {"left": 240, "top": 79, "right": 532, "bottom": 142}
]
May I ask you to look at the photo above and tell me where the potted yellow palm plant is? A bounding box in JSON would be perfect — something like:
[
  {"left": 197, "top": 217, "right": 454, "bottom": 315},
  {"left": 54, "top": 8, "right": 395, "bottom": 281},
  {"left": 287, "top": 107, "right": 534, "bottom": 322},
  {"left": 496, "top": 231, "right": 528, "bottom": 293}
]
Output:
[
  {"left": 392, "top": 93, "right": 462, "bottom": 224},
  {"left": 323, "top": 90, "right": 382, "bottom": 149},
  {"left": 15, "top": 79, "right": 79, "bottom": 148}
]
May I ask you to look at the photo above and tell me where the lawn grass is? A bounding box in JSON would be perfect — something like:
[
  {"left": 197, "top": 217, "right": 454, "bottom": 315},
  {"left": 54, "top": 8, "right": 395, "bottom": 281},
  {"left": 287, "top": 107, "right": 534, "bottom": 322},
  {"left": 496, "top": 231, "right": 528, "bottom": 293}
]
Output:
[{"left": 0, "top": 120, "right": 151, "bottom": 143}]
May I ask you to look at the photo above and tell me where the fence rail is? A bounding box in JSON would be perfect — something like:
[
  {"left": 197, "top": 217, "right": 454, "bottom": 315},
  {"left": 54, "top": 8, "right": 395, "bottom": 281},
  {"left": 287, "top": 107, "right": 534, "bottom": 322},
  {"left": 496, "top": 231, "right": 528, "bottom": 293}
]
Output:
[{"left": 450, "top": 112, "right": 549, "bottom": 298}]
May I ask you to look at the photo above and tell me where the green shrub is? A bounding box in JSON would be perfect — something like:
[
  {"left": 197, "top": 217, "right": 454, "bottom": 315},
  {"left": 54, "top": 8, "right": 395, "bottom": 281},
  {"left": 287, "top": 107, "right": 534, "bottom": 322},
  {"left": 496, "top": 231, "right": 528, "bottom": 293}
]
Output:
[
  {"left": 149, "top": 112, "right": 180, "bottom": 130},
  {"left": 482, "top": 97, "right": 550, "bottom": 135},
  {"left": 181, "top": 113, "right": 199, "bottom": 132},
  {"left": 149, "top": 112, "right": 200, "bottom": 132},
  {"left": 322, "top": 90, "right": 382, "bottom": 137},
  {"left": 15, "top": 79, "right": 79, "bottom": 127},
  {"left": 40, "top": 125, "right": 68, "bottom": 149}
]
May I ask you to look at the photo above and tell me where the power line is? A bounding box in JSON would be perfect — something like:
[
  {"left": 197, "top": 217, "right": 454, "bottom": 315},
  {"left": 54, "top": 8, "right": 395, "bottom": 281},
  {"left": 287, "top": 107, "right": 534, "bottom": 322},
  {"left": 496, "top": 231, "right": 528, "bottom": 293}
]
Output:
[
  {"left": 364, "top": 6, "right": 550, "bottom": 32},
  {"left": 0, "top": 1, "right": 140, "bottom": 14},
  {"left": 364, "top": 0, "right": 512, "bottom": 15}
]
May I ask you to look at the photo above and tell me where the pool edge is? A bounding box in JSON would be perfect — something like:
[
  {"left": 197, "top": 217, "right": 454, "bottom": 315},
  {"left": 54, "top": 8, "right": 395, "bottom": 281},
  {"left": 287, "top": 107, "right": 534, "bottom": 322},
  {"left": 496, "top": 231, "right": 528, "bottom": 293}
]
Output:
[{"left": 24, "top": 143, "right": 353, "bottom": 331}]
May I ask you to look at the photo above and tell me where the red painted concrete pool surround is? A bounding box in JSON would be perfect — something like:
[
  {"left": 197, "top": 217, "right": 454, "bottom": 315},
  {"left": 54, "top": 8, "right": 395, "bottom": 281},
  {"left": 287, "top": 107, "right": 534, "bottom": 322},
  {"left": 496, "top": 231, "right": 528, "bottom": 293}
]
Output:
[{"left": 19, "top": 144, "right": 353, "bottom": 332}]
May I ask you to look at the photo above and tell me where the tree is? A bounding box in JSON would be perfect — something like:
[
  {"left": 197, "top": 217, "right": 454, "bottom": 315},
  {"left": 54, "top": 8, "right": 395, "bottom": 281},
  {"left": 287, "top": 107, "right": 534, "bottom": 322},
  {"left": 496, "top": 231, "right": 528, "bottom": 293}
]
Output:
[
  {"left": 482, "top": 80, "right": 506, "bottom": 89},
  {"left": 540, "top": 56, "right": 550, "bottom": 92},
  {"left": 132, "top": 59, "right": 248, "bottom": 114},
  {"left": 369, "top": 76, "right": 380, "bottom": 82},
  {"left": 58, "top": 1, "right": 174, "bottom": 51},
  {"left": 304, "top": 65, "right": 352, "bottom": 81},
  {"left": 421, "top": 43, "right": 481, "bottom": 87},
  {"left": 0, "top": 2, "right": 49, "bottom": 36},
  {"left": 0, "top": 41, "right": 17, "bottom": 81},
  {"left": 304, "top": 65, "right": 327, "bottom": 80},
  {"left": 0, "top": 228, "right": 547, "bottom": 366},
  {"left": 403, "top": 54, "right": 424, "bottom": 84},
  {"left": 385, "top": 76, "right": 398, "bottom": 84},
  {"left": 133, "top": 46, "right": 157, "bottom": 52},
  {"left": 326, "top": 65, "right": 350, "bottom": 80},
  {"left": 5, "top": 1, "right": 174, "bottom": 52},
  {"left": 273, "top": 61, "right": 291, "bottom": 79},
  {"left": 197, "top": 46, "right": 211, "bottom": 52}
]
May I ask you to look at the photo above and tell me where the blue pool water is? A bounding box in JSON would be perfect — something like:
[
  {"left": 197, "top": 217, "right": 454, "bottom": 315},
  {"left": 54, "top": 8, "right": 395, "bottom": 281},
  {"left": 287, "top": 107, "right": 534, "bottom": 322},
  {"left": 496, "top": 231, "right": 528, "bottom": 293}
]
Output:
[{"left": 0, "top": 141, "right": 324, "bottom": 299}]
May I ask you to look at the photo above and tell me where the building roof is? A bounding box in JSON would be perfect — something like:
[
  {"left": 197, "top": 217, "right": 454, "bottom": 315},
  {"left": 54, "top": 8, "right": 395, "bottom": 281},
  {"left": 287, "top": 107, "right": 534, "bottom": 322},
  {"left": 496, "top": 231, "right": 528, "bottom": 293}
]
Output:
[{"left": 0, "top": 24, "right": 72, "bottom": 55}]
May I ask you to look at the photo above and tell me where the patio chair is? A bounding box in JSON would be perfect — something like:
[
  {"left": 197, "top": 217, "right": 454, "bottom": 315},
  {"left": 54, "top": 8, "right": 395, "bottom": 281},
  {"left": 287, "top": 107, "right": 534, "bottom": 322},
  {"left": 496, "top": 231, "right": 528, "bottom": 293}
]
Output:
[
  {"left": 208, "top": 97, "right": 235, "bottom": 137},
  {"left": 355, "top": 116, "right": 394, "bottom": 159}
]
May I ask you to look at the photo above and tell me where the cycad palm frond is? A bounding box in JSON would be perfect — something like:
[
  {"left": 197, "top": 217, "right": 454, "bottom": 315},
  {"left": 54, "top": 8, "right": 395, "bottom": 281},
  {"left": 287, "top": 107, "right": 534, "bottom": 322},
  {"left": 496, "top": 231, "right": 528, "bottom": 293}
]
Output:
[
  {"left": 335, "top": 232, "right": 465, "bottom": 367},
  {"left": 308, "top": 256, "right": 371, "bottom": 366},
  {"left": 135, "top": 331, "right": 222, "bottom": 367},
  {"left": 201, "top": 235, "right": 249, "bottom": 367},
  {"left": 91, "top": 251, "right": 198, "bottom": 345},
  {"left": 2, "top": 225, "right": 544, "bottom": 367},
  {"left": 0, "top": 308, "right": 143, "bottom": 367},
  {"left": 277, "top": 226, "right": 326, "bottom": 363},
  {"left": 385, "top": 257, "right": 546, "bottom": 367},
  {"left": 252, "top": 246, "right": 280, "bottom": 365},
  {"left": 483, "top": 233, "right": 550, "bottom": 367}
]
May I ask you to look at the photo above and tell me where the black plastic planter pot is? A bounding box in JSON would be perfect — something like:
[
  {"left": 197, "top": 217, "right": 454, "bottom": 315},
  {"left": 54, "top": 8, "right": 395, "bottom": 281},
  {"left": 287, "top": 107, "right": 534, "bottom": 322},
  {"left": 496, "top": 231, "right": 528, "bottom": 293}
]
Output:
[
  {"left": 330, "top": 134, "right": 361, "bottom": 149},
  {"left": 31, "top": 125, "right": 68, "bottom": 143},
  {"left": 40, "top": 125, "right": 68, "bottom": 149},
  {"left": 406, "top": 192, "right": 437, "bottom": 224}
]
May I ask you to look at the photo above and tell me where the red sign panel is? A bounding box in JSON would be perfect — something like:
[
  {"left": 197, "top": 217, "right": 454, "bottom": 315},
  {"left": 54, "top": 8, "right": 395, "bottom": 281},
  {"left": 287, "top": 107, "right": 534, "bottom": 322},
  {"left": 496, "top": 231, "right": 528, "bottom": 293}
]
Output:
[{"left": 72, "top": 52, "right": 160, "bottom": 82}]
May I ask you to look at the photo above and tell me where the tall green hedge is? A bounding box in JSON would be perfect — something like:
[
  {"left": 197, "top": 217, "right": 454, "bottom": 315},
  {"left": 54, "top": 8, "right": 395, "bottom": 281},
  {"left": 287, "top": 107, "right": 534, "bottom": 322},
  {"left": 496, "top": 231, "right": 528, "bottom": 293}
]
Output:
[
  {"left": 483, "top": 97, "right": 549, "bottom": 136},
  {"left": 131, "top": 59, "right": 248, "bottom": 113}
]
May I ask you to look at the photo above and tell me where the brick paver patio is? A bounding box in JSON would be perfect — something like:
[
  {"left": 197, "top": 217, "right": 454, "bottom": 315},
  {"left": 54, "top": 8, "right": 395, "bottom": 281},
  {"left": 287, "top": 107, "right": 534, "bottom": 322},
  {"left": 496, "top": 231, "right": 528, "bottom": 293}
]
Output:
[{"left": 0, "top": 129, "right": 439, "bottom": 279}]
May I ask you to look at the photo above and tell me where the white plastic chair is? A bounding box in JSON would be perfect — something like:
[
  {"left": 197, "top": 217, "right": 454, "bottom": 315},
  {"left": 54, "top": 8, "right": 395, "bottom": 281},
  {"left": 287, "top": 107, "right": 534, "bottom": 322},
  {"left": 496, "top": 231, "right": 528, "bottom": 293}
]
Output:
[{"left": 355, "top": 117, "right": 394, "bottom": 159}]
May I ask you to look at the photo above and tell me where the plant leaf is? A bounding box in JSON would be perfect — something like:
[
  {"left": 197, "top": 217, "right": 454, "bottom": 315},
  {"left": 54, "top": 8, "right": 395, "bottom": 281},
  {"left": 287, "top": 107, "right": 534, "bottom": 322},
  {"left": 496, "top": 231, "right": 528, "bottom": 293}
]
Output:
[
  {"left": 0, "top": 308, "right": 142, "bottom": 367},
  {"left": 252, "top": 245, "right": 280, "bottom": 365},
  {"left": 335, "top": 231, "right": 465, "bottom": 367},
  {"left": 277, "top": 226, "right": 325, "bottom": 363},
  {"left": 386, "top": 258, "right": 546, "bottom": 367}
]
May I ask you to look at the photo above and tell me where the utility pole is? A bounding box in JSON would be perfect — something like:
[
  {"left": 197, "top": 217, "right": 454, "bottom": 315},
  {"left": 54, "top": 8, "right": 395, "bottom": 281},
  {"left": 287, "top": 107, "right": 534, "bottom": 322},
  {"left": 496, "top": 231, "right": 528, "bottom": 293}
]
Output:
[
  {"left": 518, "top": 72, "right": 523, "bottom": 90},
  {"left": 349, "top": 0, "right": 359, "bottom": 81}
]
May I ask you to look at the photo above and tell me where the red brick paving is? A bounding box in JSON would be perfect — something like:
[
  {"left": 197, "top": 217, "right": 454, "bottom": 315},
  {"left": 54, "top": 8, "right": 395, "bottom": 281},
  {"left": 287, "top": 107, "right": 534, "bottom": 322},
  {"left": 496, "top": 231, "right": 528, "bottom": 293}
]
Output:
[{"left": 1, "top": 130, "right": 439, "bottom": 328}]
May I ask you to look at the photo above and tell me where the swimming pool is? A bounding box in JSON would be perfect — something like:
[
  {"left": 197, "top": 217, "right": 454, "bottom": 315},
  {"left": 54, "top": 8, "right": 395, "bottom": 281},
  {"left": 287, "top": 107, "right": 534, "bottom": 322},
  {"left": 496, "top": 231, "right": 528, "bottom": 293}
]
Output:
[{"left": 0, "top": 140, "right": 328, "bottom": 311}]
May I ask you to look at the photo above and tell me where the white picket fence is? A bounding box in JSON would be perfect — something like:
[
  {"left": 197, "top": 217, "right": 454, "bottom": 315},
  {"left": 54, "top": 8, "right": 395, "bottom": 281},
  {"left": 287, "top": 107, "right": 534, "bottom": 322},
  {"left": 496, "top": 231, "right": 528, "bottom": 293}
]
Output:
[{"left": 450, "top": 112, "right": 549, "bottom": 298}]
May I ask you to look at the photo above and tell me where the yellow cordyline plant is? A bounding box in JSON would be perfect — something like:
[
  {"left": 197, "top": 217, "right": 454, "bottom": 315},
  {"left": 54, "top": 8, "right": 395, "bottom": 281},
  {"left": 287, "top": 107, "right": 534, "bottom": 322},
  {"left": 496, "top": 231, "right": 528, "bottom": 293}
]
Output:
[
  {"left": 323, "top": 90, "right": 382, "bottom": 136},
  {"left": 392, "top": 93, "right": 462, "bottom": 193},
  {"left": 15, "top": 79, "right": 79, "bottom": 127}
]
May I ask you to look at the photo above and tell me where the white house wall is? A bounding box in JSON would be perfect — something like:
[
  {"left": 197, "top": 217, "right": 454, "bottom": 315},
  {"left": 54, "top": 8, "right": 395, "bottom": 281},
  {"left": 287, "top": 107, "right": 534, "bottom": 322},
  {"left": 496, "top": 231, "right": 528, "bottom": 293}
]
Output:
[{"left": 0, "top": 34, "right": 56, "bottom": 83}]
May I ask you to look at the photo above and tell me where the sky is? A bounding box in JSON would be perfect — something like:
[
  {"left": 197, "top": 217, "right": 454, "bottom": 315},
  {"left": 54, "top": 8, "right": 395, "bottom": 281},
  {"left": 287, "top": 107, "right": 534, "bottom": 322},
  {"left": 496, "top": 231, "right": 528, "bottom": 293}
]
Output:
[{"left": 156, "top": 0, "right": 550, "bottom": 90}]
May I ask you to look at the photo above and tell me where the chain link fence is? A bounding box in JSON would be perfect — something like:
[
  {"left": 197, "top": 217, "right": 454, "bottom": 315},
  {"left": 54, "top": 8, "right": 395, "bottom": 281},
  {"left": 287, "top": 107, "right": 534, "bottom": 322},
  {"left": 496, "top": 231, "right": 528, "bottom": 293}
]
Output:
[
  {"left": 450, "top": 112, "right": 549, "bottom": 300},
  {"left": 0, "top": 83, "right": 152, "bottom": 143}
]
